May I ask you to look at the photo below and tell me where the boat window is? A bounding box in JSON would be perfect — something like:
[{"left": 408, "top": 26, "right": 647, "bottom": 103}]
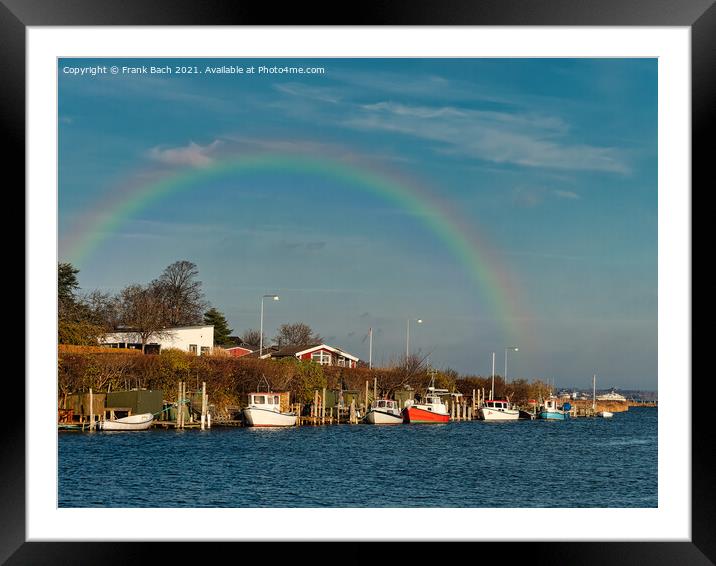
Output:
[
  {"left": 273, "top": 396, "right": 280, "bottom": 404},
  {"left": 378, "top": 401, "right": 385, "bottom": 408},
  {"left": 266, "top": 396, "right": 274, "bottom": 404},
  {"left": 254, "top": 395, "right": 265, "bottom": 404}
]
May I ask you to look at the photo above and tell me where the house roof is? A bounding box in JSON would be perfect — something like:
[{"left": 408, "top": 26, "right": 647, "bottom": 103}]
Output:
[
  {"left": 225, "top": 345, "right": 254, "bottom": 352},
  {"left": 272, "top": 343, "right": 360, "bottom": 362}
]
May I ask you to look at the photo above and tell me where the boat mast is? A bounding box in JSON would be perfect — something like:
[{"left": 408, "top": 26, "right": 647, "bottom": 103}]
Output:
[{"left": 491, "top": 352, "right": 495, "bottom": 401}]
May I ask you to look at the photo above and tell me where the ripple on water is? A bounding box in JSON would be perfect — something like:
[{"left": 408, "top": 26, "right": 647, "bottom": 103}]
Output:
[{"left": 58, "top": 409, "right": 657, "bottom": 508}]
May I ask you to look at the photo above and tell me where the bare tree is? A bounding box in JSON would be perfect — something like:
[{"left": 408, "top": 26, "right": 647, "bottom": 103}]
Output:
[
  {"left": 152, "top": 260, "right": 207, "bottom": 327},
  {"left": 115, "top": 284, "right": 172, "bottom": 352},
  {"left": 240, "top": 328, "right": 264, "bottom": 349},
  {"left": 274, "top": 322, "right": 323, "bottom": 348}
]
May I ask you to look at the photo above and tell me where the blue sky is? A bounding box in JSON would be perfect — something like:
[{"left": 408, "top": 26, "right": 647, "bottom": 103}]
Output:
[{"left": 58, "top": 58, "right": 657, "bottom": 390}]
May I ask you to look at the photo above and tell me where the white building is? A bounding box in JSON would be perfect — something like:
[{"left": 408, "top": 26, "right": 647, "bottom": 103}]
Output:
[{"left": 100, "top": 325, "right": 214, "bottom": 356}]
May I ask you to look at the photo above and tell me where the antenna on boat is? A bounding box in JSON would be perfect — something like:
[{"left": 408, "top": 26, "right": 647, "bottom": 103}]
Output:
[{"left": 258, "top": 373, "right": 271, "bottom": 393}]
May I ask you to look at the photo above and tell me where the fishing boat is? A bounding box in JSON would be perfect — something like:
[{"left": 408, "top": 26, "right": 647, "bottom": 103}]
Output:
[
  {"left": 243, "top": 377, "right": 297, "bottom": 427},
  {"left": 100, "top": 413, "right": 154, "bottom": 431},
  {"left": 243, "top": 392, "right": 297, "bottom": 427},
  {"left": 479, "top": 398, "right": 520, "bottom": 421},
  {"left": 480, "top": 352, "right": 520, "bottom": 420},
  {"left": 365, "top": 399, "right": 403, "bottom": 424},
  {"left": 538, "top": 397, "right": 570, "bottom": 420},
  {"left": 402, "top": 376, "right": 449, "bottom": 423}
]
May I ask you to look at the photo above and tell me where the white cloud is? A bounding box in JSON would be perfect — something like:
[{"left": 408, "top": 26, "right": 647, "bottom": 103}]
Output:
[
  {"left": 344, "top": 101, "right": 629, "bottom": 174},
  {"left": 146, "top": 140, "right": 221, "bottom": 168},
  {"left": 553, "top": 190, "right": 581, "bottom": 200},
  {"left": 273, "top": 82, "right": 341, "bottom": 104}
]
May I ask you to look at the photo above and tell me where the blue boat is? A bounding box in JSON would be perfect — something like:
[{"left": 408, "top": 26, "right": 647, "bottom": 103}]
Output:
[{"left": 538, "top": 397, "right": 570, "bottom": 420}]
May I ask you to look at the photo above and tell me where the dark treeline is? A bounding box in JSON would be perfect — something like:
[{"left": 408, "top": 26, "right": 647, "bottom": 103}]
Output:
[{"left": 58, "top": 261, "right": 325, "bottom": 351}]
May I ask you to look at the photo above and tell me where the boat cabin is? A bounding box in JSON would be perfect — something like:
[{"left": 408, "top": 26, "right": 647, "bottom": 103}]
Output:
[
  {"left": 483, "top": 399, "right": 510, "bottom": 411},
  {"left": 543, "top": 398, "right": 560, "bottom": 412},
  {"left": 371, "top": 399, "right": 400, "bottom": 414},
  {"left": 248, "top": 392, "right": 282, "bottom": 412}
]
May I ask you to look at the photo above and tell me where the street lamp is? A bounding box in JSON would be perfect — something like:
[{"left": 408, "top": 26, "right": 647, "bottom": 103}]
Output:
[
  {"left": 406, "top": 318, "right": 423, "bottom": 360},
  {"left": 259, "top": 294, "right": 280, "bottom": 358},
  {"left": 504, "top": 346, "right": 519, "bottom": 386}
]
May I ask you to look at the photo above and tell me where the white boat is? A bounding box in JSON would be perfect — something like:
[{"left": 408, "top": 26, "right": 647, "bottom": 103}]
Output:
[
  {"left": 479, "top": 399, "right": 520, "bottom": 421},
  {"left": 480, "top": 353, "right": 520, "bottom": 420},
  {"left": 243, "top": 392, "right": 297, "bottom": 427},
  {"left": 596, "top": 388, "right": 626, "bottom": 402},
  {"left": 592, "top": 375, "right": 615, "bottom": 418},
  {"left": 100, "top": 413, "right": 154, "bottom": 431},
  {"left": 365, "top": 399, "right": 403, "bottom": 424}
]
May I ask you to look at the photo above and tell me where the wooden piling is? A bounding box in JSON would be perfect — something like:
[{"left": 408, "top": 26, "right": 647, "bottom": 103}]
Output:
[
  {"left": 350, "top": 399, "right": 356, "bottom": 424},
  {"left": 322, "top": 387, "right": 326, "bottom": 424},
  {"left": 201, "top": 381, "right": 207, "bottom": 430},
  {"left": 206, "top": 388, "right": 211, "bottom": 429},
  {"left": 89, "top": 388, "right": 94, "bottom": 431}
]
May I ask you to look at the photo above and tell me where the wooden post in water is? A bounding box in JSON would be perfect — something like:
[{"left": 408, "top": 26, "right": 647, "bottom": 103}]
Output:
[
  {"left": 181, "top": 381, "right": 186, "bottom": 429},
  {"left": 89, "top": 388, "right": 94, "bottom": 431},
  {"left": 365, "top": 381, "right": 369, "bottom": 414},
  {"left": 350, "top": 399, "right": 356, "bottom": 424},
  {"left": 373, "top": 377, "right": 377, "bottom": 402},
  {"left": 201, "top": 381, "right": 207, "bottom": 430},
  {"left": 472, "top": 389, "right": 476, "bottom": 418},
  {"left": 321, "top": 387, "right": 326, "bottom": 424},
  {"left": 206, "top": 389, "right": 211, "bottom": 429}
]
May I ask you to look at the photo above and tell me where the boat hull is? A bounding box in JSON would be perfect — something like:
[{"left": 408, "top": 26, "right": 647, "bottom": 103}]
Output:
[
  {"left": 365, "top": 409, "right": 403, "bottom": 424},
  {"left": 101, "top": 413, "right": 154, "bottom": 431},
  {"left": 402, "top": 406, "right": 449, "bottom": 423},
  {"left": 538, "top": 411, "right": 568, "bottom": 420},
  {"left": 479, "top": 407, "right": 520, "bottom": 421},
  {"left": 243, "top": 407, "right": 297, "bottom": 427}
]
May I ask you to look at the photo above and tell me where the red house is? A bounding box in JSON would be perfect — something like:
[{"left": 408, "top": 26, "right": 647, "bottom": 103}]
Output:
[
  {"left": 263, "top": 343, "right": 360, "bottom": 368},
  {"left": 225, "top": 345, "right": 254, "bottom": 358}
]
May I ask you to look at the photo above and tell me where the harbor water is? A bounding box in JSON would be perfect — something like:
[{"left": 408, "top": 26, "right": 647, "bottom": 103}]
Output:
[{"left": 58, "top": 407, "right": 656, "bottom": 508}]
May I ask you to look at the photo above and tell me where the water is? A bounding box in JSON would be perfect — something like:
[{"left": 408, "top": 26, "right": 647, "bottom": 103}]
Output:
[{"left": 58, "top": 407, "right": 656, "bottom": 508}]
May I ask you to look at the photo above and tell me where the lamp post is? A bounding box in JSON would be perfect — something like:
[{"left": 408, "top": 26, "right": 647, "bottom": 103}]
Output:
[
  {"left": 406, "top": 318, "right": 423, "bottom": 361},
  {"left": 259, "top": 294, "right": 280, "bottom": 358},
  {"left": 504, "top": 346, "right": 519, "bottom": 387}
]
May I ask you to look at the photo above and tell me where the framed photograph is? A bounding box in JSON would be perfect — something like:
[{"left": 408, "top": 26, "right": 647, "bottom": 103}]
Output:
[{"left": 11, "top": 1, "right": 708, "bottom": 563}]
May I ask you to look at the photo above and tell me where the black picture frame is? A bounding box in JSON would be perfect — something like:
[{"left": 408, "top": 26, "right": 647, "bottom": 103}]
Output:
[{"left": 7, "top": 1, "right": 708, "bottom": 563}]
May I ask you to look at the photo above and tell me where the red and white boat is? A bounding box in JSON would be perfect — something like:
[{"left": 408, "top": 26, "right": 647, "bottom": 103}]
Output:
[{"left": 402, "top": 379, "right": 449, "bottom": 423}]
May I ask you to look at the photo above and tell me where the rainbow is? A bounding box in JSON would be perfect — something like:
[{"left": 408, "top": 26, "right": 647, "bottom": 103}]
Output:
[{"left": 62, "top": 153, "right": 529, "bottom": 345}]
